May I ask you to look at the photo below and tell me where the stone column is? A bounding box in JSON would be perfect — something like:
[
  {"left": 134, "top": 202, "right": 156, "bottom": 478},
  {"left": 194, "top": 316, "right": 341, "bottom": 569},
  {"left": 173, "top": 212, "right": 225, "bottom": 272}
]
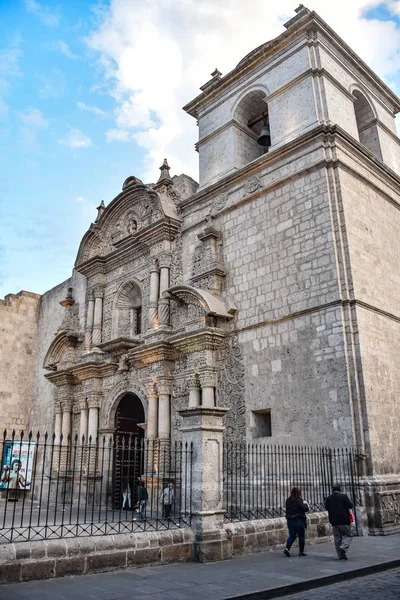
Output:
[
  {"left": 158, "top": 257, "right": 170, "bottom": 328},
  {"left": 54, "top": 404, "right": 62, "bottom": 445},
  {"left": 79, "top": 400, "right": 88, "bottom": 443},
  {"left": 179, "top": 406, "right": 231, "bottom": 562},
  {"left": 92, "top": 286, "right": 104, "bottom": 347},
  {"left": 84, "top": 291, "right": 95, "bottom": 352},
  {"left": 61, "top": 400, "right": 72, "bottom": 444},
  {"left": 147, "top": 389, "right": 158, "bottom": 440},
  {"left": 158, "top": 391, "right": 170, "bottom": 440},
  {"left": 188, "top": 372, "right": 201, "bottom": 407},
  {"left": 200, "top": 371, "right": 216, "bottom": 408},
  {"left": 148, "top": 261, "right": 160, "bottom": 331},
  {"left": 88, "top": 405, "right": 99, "bottom": 444}
]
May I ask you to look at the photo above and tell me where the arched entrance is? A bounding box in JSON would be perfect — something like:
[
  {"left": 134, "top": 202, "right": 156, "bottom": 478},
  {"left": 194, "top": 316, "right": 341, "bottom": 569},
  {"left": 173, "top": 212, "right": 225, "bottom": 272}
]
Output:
[{"left": 113, "top": 393, "right": 145, "bottom": 508}]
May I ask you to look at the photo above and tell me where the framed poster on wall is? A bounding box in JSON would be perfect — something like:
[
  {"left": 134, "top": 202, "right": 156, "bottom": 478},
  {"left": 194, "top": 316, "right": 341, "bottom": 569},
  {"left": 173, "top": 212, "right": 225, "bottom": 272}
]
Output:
[{"left": 0, "top": 441, "right": 35, "bottom": 490}]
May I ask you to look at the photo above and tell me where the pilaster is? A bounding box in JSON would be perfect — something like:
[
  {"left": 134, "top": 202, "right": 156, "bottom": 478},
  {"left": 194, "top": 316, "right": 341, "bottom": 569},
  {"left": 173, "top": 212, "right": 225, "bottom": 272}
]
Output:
[{"left": 179, "top": 406, "right": 232, "bottom": 562}]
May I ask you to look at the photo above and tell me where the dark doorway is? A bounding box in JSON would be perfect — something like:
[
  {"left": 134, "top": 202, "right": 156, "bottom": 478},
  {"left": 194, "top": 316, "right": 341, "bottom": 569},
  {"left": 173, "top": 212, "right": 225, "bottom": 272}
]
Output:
[{"left": 113, "top": 393, "right": 145, "bottom": 508}]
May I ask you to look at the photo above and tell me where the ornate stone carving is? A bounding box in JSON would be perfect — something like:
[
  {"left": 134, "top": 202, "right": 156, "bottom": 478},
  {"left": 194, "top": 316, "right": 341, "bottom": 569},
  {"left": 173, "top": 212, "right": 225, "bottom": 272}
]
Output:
[
  {"left": 212, "top": 192, "right": 228, "bottom": 211},
  {"left": 170, "top": 234, "right": 183, "bottom": 287},
  {"left": 216, "top": 334, "right": 246, "bottom": 445},
  {"left": 117, "top": 354, "right": 130, "bottom": 373},
  {"left": 380, "top": 493, "right": 400, "bottom": 524},
  {"left": 199, "top": 370, "right": 217, "bottom": 388},
  {"left": 244, "top": 174, "right": 261, "bottom": 195}
]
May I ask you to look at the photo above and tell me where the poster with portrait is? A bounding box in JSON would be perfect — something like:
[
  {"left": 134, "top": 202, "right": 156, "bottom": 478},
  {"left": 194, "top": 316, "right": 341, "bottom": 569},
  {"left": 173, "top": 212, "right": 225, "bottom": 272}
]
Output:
[{"left": 0, "top": 441, "right": 35, "bottom": 490}]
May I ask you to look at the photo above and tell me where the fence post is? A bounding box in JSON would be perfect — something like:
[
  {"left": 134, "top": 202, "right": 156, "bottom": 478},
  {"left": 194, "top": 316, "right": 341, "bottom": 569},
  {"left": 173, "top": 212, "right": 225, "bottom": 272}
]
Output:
[{"left": 179, "top": 406, "right": 231, "bottom": 562}]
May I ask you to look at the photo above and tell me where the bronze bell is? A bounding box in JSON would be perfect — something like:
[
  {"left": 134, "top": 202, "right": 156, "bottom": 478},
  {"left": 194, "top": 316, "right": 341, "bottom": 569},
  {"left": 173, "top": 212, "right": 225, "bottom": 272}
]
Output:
[{"left": 257, "top": 116, "right": 271, "bottom": 147}]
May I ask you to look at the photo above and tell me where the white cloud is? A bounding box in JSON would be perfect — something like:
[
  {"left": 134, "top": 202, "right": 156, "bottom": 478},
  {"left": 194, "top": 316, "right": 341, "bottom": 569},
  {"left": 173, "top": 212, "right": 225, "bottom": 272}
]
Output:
[
  {"left": 77, "top": 101, "right": 110, "bottom": 118},
  {"left": 0, "top": 44, "right": 23, "bottom": 121},
  {"left": 16, "top": 108, "right": 49, "bottom": 151},
  {"left": 47, "top": 40, "right": 79, "bottom": 59},
  {"left": 17, "top": 108, "right": 49, "bottom": 130},
  {"left": 86, "top": 1, "right": 400, "bottom": 182},
  {"left": 75, "top": 196, "right": 85, "bottom": 203},
  {"left": 106, "top": 128, "right": 131, "bottom": 142},
  {"left": 59, "top": 126, "right": 92, "bottom": 149},
  {"left": 24, "top": 0, "right": 60, "bottom": 28},
  {"left": 38, "top": 69, "right": 65, "bottom": 99}
]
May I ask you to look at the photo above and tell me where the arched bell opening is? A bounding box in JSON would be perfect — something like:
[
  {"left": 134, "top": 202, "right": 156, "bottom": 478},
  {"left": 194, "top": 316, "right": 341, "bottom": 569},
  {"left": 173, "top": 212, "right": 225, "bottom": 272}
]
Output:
[
  {"left": 233, "top": 89, "right": 270, "bottom": 169},
  {"left": 352, "top": 90, "right": 382, "bottom": 160},
  {"left": 112, "top": 393, "right": 145, "bottom": 508}
]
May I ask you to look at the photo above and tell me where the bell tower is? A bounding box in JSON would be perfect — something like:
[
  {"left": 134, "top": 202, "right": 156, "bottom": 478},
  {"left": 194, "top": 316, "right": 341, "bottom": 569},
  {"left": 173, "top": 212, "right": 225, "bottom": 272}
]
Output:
[{"left": 184, "top": 5, "right": 400, "bottom": 190}]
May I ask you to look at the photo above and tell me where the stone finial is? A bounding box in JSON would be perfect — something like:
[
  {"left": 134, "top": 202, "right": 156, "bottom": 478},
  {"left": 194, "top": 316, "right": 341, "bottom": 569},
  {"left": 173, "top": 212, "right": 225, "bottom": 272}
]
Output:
[
  {"left": 95, "top": 200, "right": 105, "bottom": 223},
  {"left": 157, "top": 159, "right": 172, "bottom": 185},
  {"left": 60, "top": 287, "right": 75, "bottom": 309},
  {"left": 211, "top": 68, "right": 222, "bottom": 79}
]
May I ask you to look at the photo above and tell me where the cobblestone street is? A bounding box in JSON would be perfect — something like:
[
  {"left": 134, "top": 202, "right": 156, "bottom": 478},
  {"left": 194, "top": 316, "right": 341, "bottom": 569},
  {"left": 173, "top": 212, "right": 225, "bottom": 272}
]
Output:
[{"left": 284, "top": 568, "right": 400, "bottom": 600}]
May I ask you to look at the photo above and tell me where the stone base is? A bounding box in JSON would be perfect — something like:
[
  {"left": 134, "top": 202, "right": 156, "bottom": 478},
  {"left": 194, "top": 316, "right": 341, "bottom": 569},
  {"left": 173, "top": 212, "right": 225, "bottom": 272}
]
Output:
[
  {"left": 224, "top": 512, "right": 338, "bottom": 556},
  {"left": 363, "top": 475, "right": 400, "bottom": 535},
  {"left": 194, "top": 529, "right": 232, "bottom": 563},
  {"left": 0, "top": 528, "right": 195, "bottom": 584}
]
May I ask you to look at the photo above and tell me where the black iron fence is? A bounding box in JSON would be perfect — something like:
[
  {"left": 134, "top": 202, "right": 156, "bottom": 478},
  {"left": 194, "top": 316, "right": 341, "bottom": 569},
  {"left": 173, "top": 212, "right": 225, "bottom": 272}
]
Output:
[
  {"left": 224, "top": 443, "right": 363, "bottom": 523},
  {"left": 0, "top": 431, "right": 193, "bottom": 543}
]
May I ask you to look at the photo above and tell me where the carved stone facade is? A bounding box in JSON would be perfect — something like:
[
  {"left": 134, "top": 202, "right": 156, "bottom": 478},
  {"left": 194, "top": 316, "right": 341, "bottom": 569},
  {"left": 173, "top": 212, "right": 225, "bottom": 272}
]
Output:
[{"left": 1, "top": 7, "right": 400, "bottom": 533}]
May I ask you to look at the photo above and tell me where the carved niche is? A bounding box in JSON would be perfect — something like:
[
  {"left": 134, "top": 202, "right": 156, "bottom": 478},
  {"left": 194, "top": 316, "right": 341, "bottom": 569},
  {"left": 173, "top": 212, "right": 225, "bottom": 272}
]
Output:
[
  {"left": 112, "top": 281, "right": 142, "bottom": 338},
  {"left": 190, "top": 220, "right": 226, "bottom": 294}
]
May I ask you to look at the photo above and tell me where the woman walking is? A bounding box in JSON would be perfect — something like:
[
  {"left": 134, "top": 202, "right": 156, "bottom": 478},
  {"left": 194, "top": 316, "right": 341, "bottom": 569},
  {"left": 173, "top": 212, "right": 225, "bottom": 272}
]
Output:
[{"left": 283, "top": 487, "right": 309, "bottom": 557}]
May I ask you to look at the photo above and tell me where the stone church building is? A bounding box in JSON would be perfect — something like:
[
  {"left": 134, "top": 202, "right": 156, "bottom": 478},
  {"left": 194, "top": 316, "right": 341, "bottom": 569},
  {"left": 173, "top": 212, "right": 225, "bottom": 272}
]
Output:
[{"left": 1, "top": 6, "right": 399, "bottom": 530}]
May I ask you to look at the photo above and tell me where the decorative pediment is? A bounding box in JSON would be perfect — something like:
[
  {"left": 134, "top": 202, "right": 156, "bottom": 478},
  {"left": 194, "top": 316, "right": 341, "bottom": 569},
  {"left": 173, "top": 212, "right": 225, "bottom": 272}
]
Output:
[
  {"left": 43, "top": 331, "right": 79, "bottom": 371},
  {"left": 75, "top": 178, "right": 182, "bottom": 271},
  {"left": 165, "top": 285, "right": 235, "bottom": 319}
]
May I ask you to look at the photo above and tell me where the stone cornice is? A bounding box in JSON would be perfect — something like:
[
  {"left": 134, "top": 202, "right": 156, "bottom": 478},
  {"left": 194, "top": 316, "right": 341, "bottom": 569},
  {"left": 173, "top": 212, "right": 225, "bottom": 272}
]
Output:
[
  {"left": 76, "top": 218, "right": 181, "bottom": 278},
  {"left": 183, "top": 11, "right": 400, "bottom": 118},
  {"left": 45, "top": 360, "right": 117, "bottom": 386},
  {"left": 169, "top": 327, "right": 226, "bottom": 354},
  {"left": 179, "top": 124, "right": 400, "bottom": 218},
  {"left": 129, "top": 341, "right": 174, "bottom": 366}
]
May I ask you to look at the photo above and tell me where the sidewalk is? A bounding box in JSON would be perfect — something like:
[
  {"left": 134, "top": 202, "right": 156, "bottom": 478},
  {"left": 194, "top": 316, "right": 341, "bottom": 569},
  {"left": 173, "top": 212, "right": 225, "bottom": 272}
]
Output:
[{"left": 2, "top": 534, "right": 400, "bottom": 600}]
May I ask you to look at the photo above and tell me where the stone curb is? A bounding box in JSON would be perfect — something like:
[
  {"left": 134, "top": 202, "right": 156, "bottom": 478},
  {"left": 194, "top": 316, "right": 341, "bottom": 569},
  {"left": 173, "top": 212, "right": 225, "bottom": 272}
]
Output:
[{"left": 224, "top": 559, "right": 400, "bottom": 599}]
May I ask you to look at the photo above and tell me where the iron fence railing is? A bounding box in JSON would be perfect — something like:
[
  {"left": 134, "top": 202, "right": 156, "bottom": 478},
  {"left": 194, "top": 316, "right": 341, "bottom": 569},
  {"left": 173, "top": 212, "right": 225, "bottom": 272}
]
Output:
[
  {"left": 0, "top": 431, "right": 193, "bottom": 543},
  {"left": 224, "top": 443, "right": 363, "bottom": 525}
]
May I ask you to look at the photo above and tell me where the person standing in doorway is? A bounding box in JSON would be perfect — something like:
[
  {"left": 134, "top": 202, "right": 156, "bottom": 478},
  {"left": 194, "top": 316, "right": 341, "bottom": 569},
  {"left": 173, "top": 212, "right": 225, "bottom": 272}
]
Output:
[
  {"left": 283, "top": 487, "right": 309, "bottom": 557},
  {"left": 137, "top": 480, "right": 148, "bottom": 521},
  {"left": 325, "top": 484, "right": 354, "bottom": 560},
  {"left": 160, "top": 482, "right": 175, "bottom": 519}
]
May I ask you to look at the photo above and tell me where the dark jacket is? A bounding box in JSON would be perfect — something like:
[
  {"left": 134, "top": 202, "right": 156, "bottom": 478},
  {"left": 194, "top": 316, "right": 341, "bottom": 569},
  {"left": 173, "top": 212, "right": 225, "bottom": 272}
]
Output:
[
  {"left": 138, "top": 486, "right": 148, "bottom": 502},
  {"left": 324, "top": 492, "right": 353, "bottom": 526},
  {"left": 285, "top": 497, "right": 309, "bottom": 522}
]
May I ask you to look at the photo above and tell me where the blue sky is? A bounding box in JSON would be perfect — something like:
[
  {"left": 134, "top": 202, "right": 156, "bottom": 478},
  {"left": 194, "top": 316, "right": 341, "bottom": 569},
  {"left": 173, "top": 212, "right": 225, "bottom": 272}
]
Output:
[{"left": 0, "top": 0, "right": 399, "bottom": 298}]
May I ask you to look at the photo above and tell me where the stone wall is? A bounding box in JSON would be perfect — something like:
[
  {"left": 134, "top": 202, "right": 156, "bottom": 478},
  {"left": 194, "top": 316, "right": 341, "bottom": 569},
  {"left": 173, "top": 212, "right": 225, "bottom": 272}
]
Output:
[
  {"left": 30, "top": 270, "right": 86, "bottom": 435},
  {"left": 0, "top": 291, "right": 40, "bottom": 433},
  {"left": 224, "top": 512, "right": 332, "bottom": 556},
  {"left": 339, "top": 166, "right": 400, "bottom": 474},
  {"left": 0, "top": 528, "right": 195, "bottom": 584}
]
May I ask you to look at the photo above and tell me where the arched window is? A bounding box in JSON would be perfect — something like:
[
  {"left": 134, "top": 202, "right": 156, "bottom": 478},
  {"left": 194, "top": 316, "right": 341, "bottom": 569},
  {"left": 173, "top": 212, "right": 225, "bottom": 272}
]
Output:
[
  {"left": 114, "top": 282, "right": 142, "bottom": 338},
  {"left": 233, "top": 90, "right": 270, "bottom": 169},
  {"left": 352, "top": 90, "right": 382, "bottom": 160}
]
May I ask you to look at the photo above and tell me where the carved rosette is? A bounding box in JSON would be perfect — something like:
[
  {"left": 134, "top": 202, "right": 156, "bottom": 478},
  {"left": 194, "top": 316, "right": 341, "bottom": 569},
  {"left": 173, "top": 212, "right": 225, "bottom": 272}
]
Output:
[
  {"left": 243, "top": 174, "right": 261, "bottom": 196},
  {"left": 212, "top": 192, "right": 228, "bottom": 211}
]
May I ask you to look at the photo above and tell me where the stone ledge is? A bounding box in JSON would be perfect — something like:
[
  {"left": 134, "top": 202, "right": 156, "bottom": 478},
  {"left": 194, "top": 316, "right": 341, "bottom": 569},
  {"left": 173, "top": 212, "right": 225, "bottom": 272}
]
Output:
[{"left": 0, "top": 528, "right": 196, "bottom": 585}]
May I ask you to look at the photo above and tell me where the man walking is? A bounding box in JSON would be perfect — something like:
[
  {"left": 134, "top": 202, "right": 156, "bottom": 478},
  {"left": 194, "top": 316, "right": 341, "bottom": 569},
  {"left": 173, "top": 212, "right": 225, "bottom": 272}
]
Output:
[{"left": 325, "top": 484, "right": 353, "bottom": 560}]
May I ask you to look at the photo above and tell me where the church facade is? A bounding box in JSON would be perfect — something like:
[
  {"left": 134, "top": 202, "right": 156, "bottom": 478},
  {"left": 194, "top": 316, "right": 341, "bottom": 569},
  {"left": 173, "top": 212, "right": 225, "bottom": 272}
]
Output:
[{"left": 1, "top": 6, "right": 400, "bottom": 531}]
